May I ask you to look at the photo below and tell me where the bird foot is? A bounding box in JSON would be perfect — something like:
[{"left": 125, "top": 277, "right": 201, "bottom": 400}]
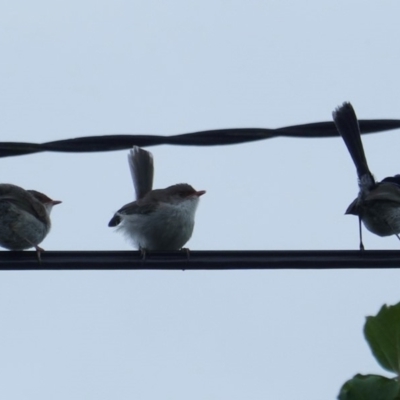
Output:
[
  {"left": 35, "top": 245, "right": 45, "bottom": 263},
  {"left": 181, "top": 247, "right": 190, "bottom": 260},
  {"left": 139, "top": 247, "right": 147, "bottom": 261}
]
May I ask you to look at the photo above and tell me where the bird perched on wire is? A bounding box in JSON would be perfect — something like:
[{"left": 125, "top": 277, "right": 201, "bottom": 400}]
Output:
[
  {"left": 332, "top": 102, "right": 400, "bottom": 250},
  {"left": 0, "top": 184, "right": 61, "bottom": 260},
  {"left": 108, "top": 146, "right": 206, "bottom": 251}
]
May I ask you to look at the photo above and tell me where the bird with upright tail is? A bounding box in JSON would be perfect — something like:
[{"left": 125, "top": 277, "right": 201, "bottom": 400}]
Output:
[
  {"left": 333, "top": 102, "right": 400, "bottom": 250},
  {"left": 108, "top": 146, "right": 205, "bottom": 252}
]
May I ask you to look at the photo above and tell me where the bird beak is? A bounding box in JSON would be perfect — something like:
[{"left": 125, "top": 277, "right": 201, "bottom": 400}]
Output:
[
  {"left": 196, "top": 190, "right": 206, "bottom": 197},
  {"left": 51, "top": 200, "right": 62, "bottom": 206}
]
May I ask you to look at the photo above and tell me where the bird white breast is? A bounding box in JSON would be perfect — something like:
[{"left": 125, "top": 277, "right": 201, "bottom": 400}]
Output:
[
  {"left": 362, "top": 202, "right": 400, "bottom": 237},
  {"left": 117, "top": 197, "right": 200, "bottom": 250}
]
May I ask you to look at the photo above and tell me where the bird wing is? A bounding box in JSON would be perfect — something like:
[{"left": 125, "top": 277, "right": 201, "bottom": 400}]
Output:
[
  {"left": 364, "top": 182, "right": 400, "bottom": 204},
  {"left": 0, "top": 184, "right": 47, "bottom": 221},
  {"left": 117, "top": 199, "right": 159, "bottom": 216},
  {"left": 108, "top": 198, "right": 160, "bottom": 227}
]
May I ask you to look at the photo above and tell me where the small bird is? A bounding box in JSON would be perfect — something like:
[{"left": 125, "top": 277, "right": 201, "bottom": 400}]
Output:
[
  {"left": 108, "top": 146, "right": 205, "bottom": 251},
  {"left": 0, "top": 184, "right": 61, "bottom": 260},
  {"left": 332, "top": 102, "right": 400, "bottom": 250}
]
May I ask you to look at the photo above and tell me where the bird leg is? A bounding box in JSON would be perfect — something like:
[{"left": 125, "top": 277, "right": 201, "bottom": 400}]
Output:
[
  {"left": 34, "top": 245, "right": 45, "bottom": 263},
  {"left": 181, "top": 247, "right": 191, "bottom": 260},
  {"left": 139, "top": 247, "right": 147, "bottom": 261},
  {"left": 358, "top": 216, "right": 365, "bottom": 251}
]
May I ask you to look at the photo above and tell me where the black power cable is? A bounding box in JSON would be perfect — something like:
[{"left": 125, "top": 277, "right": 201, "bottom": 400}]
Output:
[
  {"left": 0, "top": 119, "right": 399, "bottom": 158},
  {"left": 1, "top": 250, "right": 400, "bottom": 270}
]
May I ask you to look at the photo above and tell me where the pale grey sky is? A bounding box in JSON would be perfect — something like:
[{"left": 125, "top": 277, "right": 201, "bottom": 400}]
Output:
[{"left": 0, "top": 1, "right": 400, "bottom": 399}]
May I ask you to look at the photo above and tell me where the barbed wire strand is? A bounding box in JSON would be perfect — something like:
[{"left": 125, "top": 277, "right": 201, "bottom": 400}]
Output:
[{"left": 1, "top": 119, "right": 400, "bottom": 158}]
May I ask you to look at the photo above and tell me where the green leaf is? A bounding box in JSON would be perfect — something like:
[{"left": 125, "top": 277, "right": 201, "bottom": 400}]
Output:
[
  {"left": 364, "top": 303, "right": 400, "bottom": 374},
  {"left": 338, "top": 374, "right": 400, "bottom": 400}
]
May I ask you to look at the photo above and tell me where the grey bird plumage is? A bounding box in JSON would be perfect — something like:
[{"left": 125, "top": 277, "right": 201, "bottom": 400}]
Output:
[
  {"left": 333, "top": 102, "right": 400, "bottom": 249},
  {"left": 0, "top": 184, "right": 61, "bottom": 259},
  {"left": 108, "top": 147, "right": 205, "bottom": 251}
]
